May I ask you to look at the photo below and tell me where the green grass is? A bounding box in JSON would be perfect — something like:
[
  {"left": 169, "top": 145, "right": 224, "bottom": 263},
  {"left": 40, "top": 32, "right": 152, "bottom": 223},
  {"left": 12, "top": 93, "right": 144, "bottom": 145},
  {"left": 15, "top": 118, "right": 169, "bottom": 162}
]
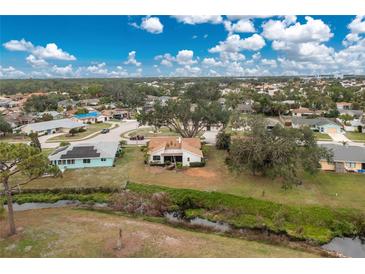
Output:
[
  {"left": 126, "top": 182, "right": 365, "bottom": 244},
  {"left": 46, "top": 122, "right": 112, "bottom": 142},
  {"left": 4, "top": 183, "right": 364, "bottom": 244},
  {"left": 314, "top": 132, "right": 332, "bottom": 141},
  {"left": 0, "top": 208, "right": 319, "bottom": 257},
  {"left": 345, "top": 132, "right": 365, "bottom": 142},
  {"left": 0, "top": 134, "right": 30, "bottom": 143},
  {"left": 12, "top": 146, "right": 365, "bottom": 214},
  {"left": 122, "top": 126, "right": 180, "bottom": 138}
]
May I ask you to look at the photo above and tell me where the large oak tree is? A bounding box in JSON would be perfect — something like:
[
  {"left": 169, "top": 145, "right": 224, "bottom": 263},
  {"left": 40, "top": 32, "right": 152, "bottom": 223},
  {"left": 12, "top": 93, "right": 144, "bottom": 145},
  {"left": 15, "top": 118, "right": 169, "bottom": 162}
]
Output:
[
  {"left": 227, "top": 116, "right": 332, "bottom": 188},
  {"left": 138, "top": 98, "right": 229, "bottom": 138}
]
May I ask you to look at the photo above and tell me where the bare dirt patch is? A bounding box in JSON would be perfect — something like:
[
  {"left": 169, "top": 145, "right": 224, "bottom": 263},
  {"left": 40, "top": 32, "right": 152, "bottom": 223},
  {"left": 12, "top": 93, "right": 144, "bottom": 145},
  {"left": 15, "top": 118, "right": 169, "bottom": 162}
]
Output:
[{"left": 183, "top": 168, "right": 217, "bottom": 179}]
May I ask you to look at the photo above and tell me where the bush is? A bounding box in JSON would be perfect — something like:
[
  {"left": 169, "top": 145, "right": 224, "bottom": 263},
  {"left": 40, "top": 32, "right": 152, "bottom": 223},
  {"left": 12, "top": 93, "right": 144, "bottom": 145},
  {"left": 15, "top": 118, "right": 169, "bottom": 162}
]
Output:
[
  {"left": 59, "top": 141, "right": 70, "bottom": 147},
  {"left": 126, "top": 182, "right": 365, "bottom": 244},
  {"left": 216, "top": 131, "right": 231, "bottom": 150},
  {"left": 78, "top": 127, "right": 86, "bottom": 133},
  {"left": 149, "top": 162, "right": 165, "bottom": 167},
  {"left": 189, "top": 161, "right": 205, "bottom": 167},
  {"left": 110, "top": 190, "right": 172, "bottom": 217},
  {"left": 176, "top": 162, "right": 183, "bottom": 169}
]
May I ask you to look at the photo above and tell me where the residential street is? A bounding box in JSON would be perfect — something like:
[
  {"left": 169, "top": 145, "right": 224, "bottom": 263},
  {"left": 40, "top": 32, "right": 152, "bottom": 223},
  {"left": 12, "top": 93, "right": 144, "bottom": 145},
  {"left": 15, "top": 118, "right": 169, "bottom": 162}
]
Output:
[{"left": 40, "top": 120, "right": 140, "bottom": 149}]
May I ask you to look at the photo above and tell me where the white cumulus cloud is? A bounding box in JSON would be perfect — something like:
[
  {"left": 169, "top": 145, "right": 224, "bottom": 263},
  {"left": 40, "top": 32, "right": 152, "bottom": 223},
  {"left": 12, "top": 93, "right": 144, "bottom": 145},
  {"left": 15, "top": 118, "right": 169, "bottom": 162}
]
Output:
[{"left": 124, "top": 51, "right": 142, "bottom": 66}]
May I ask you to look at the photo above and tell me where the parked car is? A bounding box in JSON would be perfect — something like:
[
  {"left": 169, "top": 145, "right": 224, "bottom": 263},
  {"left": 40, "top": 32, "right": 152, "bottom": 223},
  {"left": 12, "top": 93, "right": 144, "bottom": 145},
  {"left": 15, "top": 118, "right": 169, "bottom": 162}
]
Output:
[
  {"left": 101, "top": 128, "right": 110, "bottom": 134},
  {"left": 129, "top": 135, "right": 144, "bottom": 140}
]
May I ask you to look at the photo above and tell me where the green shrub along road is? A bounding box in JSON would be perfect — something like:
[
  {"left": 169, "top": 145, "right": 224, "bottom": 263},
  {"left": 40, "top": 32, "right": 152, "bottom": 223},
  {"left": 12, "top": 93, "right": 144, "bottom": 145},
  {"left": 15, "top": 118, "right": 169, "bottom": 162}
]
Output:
[{"left": 5, "top": 183, "right": 364, "bottom": 245}]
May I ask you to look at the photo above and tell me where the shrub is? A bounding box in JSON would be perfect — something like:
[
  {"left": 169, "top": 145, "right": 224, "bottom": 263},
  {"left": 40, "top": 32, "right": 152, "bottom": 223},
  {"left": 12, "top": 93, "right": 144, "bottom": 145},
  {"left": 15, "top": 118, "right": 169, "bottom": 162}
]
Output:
[
  {"left": 78, "top": 127, "right": 86, "bottom": 133},
  {"left": 110, "top": 190, "right": 172, "bottom": 217},
  {"left": 59, "top": 141, "right": 70, "bottom": 147},
  {"left": 149, "top": 162, "right": 165, "bottom": 167},
  {"left": 126, "top": 182, "right": 365, "bottom": 244},
  {"left": 216, "top": 131, "right": 231, "bottom": 150},
  {"left": 189, "top": 161, "right": 205, "bottom": 167},
  {"left": 176, "top": 162, "right": 183, "bottom": 169}
]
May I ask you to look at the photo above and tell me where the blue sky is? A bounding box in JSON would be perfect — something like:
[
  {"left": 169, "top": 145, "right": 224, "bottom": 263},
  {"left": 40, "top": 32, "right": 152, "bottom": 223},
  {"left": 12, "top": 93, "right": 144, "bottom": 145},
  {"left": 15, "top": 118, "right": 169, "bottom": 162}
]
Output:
[{"left": 0, "top": 15, "right": 364, "bottom": 78}]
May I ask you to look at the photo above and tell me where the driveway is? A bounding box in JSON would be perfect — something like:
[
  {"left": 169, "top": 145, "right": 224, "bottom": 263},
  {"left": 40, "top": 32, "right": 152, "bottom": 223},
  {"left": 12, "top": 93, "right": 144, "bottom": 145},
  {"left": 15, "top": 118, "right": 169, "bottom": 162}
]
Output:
[
  {"left": 41, "top": 120, "right": 140, "bottom": 149},
  {"left": 328, "top": 132, "right": 351, "bottom": 143},
  {"left": 202, "top": 129, "right": 219, "bottom": 145}
]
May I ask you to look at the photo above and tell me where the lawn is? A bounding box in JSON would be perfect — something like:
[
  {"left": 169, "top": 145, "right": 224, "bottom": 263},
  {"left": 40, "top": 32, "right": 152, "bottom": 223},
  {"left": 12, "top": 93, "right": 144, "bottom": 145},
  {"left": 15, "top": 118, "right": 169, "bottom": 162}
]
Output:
[
  {"left": 122, "top": 126, "right": 180, "bottom": 139},
  {"left": 0, "top": 208, "right": 319, "bottom": 257},
  {"left": 46, "top": 122, "right": 113, "bottom": 142},
  {"left": 15, "top": 146, "right": 365, "bottom": 213},
  {"left": 314, "top": 132, "right": 332, "bottom": 141},
  {"left": 345, "top": 132, "right": 365, "bottom": 142},
  {"left": 0, "top": 134, "right": 30, "bottom": 143}
]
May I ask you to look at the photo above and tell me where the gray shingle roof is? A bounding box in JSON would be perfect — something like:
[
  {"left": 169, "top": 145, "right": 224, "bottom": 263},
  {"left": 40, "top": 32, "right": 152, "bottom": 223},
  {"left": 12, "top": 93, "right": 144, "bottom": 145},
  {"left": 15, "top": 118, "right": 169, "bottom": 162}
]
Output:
[
  {"left": 49, "top": 141, "right": 119, "bottom": 160},
  {"left": 292, "top": 117, "right": 340, "bottom": 127},
  {"left": 23, "top": 118, "right": 85, "bottom": 132},
  {"left": 320, "top": 144, "right": 365, "bottom": 162}
]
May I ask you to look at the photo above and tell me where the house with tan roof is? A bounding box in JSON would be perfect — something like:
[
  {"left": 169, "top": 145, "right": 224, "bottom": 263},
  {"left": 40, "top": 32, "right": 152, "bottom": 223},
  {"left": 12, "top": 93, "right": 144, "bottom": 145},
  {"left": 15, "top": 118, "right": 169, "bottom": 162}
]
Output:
[
  {"left": 146, "top": 137, "right": 203, "bottom": 167},
  {"left": 291, "top": 107, "right": 321, "bottom": 117}
]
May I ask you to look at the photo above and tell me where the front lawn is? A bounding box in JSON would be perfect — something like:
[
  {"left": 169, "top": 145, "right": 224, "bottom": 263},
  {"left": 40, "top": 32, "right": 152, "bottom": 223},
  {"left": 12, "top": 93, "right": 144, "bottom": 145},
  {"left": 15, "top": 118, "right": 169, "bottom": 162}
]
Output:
[
  {"left": 122, "top": 126, "right": 180, "bottom": 139},
  {"left": 345, "top": 132, "right": 365, "bottom": 142},
  {"left": 14, "top": 146, "right": 365, "bottom": 214},
  {"left": 314, "top": 132, "right": 332, "bottom": 141},
  {"left": 46, "top": 122, "right": 113, "bottom": 142},
  {"left": 0, "top": 134, "right": 30, "bottom": 143}
]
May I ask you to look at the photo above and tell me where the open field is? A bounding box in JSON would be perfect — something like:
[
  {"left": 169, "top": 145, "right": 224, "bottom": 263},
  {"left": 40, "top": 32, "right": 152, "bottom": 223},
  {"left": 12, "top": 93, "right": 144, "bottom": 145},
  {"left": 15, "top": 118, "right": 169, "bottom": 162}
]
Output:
[
  {"left": 314, "top": 132, "right": 332, "bottom": 141},
  {"left": 46, "top": 122, "right": 113, "bottom": 142},
  {"left": 15, "top": 146, "right": 365, "bottom": 213},
  {"left": 345, "top": 132, "right": 365, "bottom": 142},
  {"left": 0, "top": 208, "right": 318, "bottom": 257}
]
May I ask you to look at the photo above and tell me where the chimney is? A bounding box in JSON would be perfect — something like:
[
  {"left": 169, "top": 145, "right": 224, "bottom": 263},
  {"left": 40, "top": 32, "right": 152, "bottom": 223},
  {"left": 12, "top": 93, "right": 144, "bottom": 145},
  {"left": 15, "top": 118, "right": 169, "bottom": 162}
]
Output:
[{"left": 178, "top": 137, "right": 181, "bottom": 144}]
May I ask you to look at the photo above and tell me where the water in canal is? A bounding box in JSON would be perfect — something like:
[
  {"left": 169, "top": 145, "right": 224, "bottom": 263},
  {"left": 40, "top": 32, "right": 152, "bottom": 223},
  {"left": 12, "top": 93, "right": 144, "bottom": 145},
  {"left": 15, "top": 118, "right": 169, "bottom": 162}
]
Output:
[{"left": 322, "top": 237, "right": 365, "bottom": 258}]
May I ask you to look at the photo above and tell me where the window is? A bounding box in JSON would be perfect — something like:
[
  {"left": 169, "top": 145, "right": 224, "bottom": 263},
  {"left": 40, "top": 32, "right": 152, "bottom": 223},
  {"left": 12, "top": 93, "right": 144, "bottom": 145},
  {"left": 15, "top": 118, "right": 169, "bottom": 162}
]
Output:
[
  {"left": 153, "top": 155, "right": 161, "bottom": 161},
  {"left": 346, "top": 162, "right": 356, "bottom": 168},
  {"left": 101, "top": 158, "right": 106, "bottom": 162},
  {"left": 67, "top": 159, "right": 75, "bottom": 164},
  {"left": 187, "top": 157, "right": 190, "bottom": 162},
  {"left": 58, "top": 160, "right": 62, "bottom": 165},
  {"left": 61, "top": 160, "right": 66, "bottom": 165},
  {"left": 83, "top": 159, "right": 91, "bottom": 164}
]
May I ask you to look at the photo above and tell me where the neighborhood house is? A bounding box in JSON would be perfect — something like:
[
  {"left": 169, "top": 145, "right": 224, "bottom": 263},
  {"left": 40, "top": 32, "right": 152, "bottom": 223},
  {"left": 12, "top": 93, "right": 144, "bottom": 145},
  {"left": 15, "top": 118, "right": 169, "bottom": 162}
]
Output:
[
  {"left": 291, "top": 117, "right": 342, "bottom": 134},
  {"left": 48, "top": 141, "right": 119, "bottom": 172},
  {"left": 20, "top": 118, "right": 85, "bottom": 135},
  {"left": 72, "top": 111, "right": 109, "bottom": 123},
  {"left": 147, "top": 137, "right": 203, "bottom": 167},
  {"left": 319, "top": 144, "right": 365, "bottom": 173}
]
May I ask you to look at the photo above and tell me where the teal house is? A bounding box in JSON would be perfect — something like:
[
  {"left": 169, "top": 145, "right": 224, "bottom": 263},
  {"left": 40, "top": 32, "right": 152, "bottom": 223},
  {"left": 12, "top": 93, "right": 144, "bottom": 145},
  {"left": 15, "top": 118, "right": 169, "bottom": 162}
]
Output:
[{"left": 48, "top": 141, "right": 119, "bottom": 172}]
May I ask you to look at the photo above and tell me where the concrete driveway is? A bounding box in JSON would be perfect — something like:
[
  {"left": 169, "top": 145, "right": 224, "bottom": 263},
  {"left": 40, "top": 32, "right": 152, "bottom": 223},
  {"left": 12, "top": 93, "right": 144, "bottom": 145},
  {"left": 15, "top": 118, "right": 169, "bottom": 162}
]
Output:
[{"left": 328, "top": 132, "right": 351, "bottom": 143}]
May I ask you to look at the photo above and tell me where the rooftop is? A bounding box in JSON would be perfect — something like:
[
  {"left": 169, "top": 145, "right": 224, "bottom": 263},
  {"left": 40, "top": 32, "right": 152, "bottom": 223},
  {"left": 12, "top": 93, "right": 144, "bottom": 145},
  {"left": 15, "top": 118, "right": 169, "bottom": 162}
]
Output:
[
  {"left": 23, "top": 118, "right": 84, "bottom": 132},
  {"left": 73, "top": 111, "right": 100, "bottom": 119},
  {"left": 320, "top": 144, "right": 365, "bottom": 163},
  {"left": 49, "top": 141, "right": 119, "bottom": 160},
  {"left": 292, "top": 117, "right": 339, "bottom": 127},
  {"left": 148, "top": 137, "right": 203, "bottom": 157}
]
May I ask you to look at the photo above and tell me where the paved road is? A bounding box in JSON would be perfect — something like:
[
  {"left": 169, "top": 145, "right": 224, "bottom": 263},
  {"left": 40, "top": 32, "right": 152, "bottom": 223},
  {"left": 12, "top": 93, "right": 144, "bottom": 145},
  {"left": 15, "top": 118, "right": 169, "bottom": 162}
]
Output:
[
  {"left": 39, "top": 121, "right": 365, "bottom": 150},
  {"left": 41, "top": 120, "right": 140, "bottom": 149}
]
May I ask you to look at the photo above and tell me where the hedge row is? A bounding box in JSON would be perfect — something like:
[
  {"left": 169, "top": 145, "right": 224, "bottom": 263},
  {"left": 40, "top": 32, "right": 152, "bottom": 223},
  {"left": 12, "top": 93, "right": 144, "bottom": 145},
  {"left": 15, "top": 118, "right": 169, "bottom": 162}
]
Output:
[{"left": 126, "top": 182, "right": 365, "bottom": 244}]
